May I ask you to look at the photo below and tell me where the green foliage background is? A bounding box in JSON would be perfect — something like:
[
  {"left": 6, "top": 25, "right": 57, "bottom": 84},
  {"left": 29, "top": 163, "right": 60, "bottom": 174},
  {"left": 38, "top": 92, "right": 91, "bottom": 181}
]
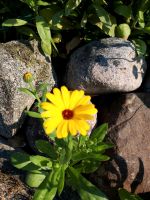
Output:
[{"left": 0, "top": 0, "right": 150, "bottom": 57}]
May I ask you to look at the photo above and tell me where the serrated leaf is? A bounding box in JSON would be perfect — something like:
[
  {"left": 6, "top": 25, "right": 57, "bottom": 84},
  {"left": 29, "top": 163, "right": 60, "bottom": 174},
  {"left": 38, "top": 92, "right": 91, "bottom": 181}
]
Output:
[
  {"left": 26, "top": 171, "right": 47, "bottom": 188},
  {"left": 35, "top": 140, "right": 57, "bottom": 159},
  {"left": 18, "top": 88, "right": 35, "bottom": 98},
  {"left": 65, "top": 0, "right": 82, "bottom": 16},
  {"left": 132, "top": 39, "right": 147, "bottom": 56},
  {"left": 68, "top": 167, "right": 108, "bottom": 200},
  {"left": 25, "top": 111, "right": 42, "bottom": 118},
  {"left": 2, "top": 19, "right": 28, "bottom": 27},
  {"left": 90, "top": 123, "right": 108, "bottom": 142}
]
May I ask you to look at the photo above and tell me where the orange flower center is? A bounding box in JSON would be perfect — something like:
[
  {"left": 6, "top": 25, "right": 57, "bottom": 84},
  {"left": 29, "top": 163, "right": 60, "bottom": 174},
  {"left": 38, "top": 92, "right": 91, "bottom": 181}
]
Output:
[{"left": 62, "top": 109, "right": 74, "bottom": 120}]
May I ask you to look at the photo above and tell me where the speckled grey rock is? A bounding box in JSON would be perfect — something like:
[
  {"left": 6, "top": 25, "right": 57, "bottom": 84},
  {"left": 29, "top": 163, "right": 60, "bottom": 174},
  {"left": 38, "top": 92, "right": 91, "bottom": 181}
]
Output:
[
  {"left": 66, "top": 38, "right": 147, "bottom": 95},
  {"left": 0, "top": 136, "right": 32, "bottom": 199},
  {"left": 0, "top": 40, "right": 57, "bottom": 138}
]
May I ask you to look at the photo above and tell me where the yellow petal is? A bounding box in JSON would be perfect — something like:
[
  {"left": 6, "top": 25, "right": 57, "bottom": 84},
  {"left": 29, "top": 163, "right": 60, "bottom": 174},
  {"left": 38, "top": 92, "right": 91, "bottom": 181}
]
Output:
[
  {"left": 74, "top": 114, "right": 94, "bottom": 120},
  {"left": 43, "top": 117, "right": 61, "bottom": 135},
  {"left": 76, "top": 123, "right": 87, "bottom": 136},
  {"left": 61, "top": 86, "right": 70, "bottom": 108},
  {"left": 76, "top": 95, "right": 91, "bottom": 106},
  {"left": 41, "top": 111, "right": 51, "bottom": 118},
  {"left": 78, "top": 120, "right": 90, "bottom": 130},
  {"left": 40, "top": 102, "right": 57, "bottom": 112},
  {"left": 53, "top": 88, "right": 65, "bottom": 108},
  {"left": 56, "top": 121, "right": 64, "bottom": 138},
  {"left": 68, "top": 120, "right": 77, "bottom": 136},
  {"left": 69, "top": 90, "right": 84, "bottom": 110},
  {"left": 61, "top": 120, "right": 68, "bottom": 138},
  {"left": 74, "top": 104, "right": 98, "bottom": 115},
  {"left": 46, "top": 92, "right": 64, "bottom": 109}
]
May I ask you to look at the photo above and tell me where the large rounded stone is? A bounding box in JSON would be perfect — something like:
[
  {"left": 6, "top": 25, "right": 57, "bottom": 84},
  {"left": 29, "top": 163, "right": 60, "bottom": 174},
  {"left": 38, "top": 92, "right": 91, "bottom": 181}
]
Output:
[
  {"left": 93, "top": 93, "right": 150, "bottom": 197},
  {"left": 65, "top": 38, "right": 147, "bottom": 95},
  {"left": 0, "top": 40, "right": 57, "bottom": 138}
]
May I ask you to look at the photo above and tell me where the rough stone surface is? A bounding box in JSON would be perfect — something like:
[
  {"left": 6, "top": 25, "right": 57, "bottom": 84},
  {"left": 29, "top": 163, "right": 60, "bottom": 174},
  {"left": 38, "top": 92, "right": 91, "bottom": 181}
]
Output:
[
  {"left": 66, "top": 38, "right": 147, "bottom": 95},
  {"left": 0, "top": 136, "right": 32, "bottom": 199},
  {"left": 93, "top": 93, "right": 150, "bottom": 196},
  {"left": 0, "top": 40, "right": 57, "bottom": 138},
  {"left": 142, "top": 63, "right": 150, "bottom": 92}
]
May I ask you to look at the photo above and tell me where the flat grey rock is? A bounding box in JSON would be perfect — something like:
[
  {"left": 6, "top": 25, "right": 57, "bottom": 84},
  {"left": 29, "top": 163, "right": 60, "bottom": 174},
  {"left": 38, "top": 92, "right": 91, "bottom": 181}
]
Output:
[
  {"left": 66, "top": 38, "right": 147, "bottom": 95},
  {"left": 0, "top": 40, "right": 57, "bottom": 138}
]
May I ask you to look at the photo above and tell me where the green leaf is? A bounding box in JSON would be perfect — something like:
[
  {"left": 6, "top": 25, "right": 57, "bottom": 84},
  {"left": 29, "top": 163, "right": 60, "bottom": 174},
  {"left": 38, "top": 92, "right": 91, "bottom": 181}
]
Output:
[
  {"left": 36, "top": 16, "right": 51, "bottom": 42},
  {"left": 30, "top": 155, "right": 52, "bottom": 169},
  {"left": 33, "top": 169, "right": 61, "bottom": 200},
  {"left": 20, "top": 0, "right": 36, "bottom": 10},
  {"left": 143, "top": 26, "right": 150, "bottom": 34},
  {"left": 35, "top": 140, "right": 57, "bottom": 159},
  {"left": 81, "top": 12, "right": 87, "bottom": 28},
  {"left": 11, "top": 152, "right": 39, "bottom": 171},
  {"left": 75, "top": 159, "right": 100, "bottom": 174},
  {"left": 68, "top": 167, "right": 108, "bottom": 200},
  {"left": 65, "top": 0, "right": 82, "bottom": 16},
  {"left": 11, "top": 152, "right": 30, "bottom": 169},
  {"left": 114, "top": 4, "right": 131, "bottom": 19},
  {"left": 132, "top": 39, "right": 147, "bottom": 56},
  {"left": 2, "top": 19, "right": 28, "bottom": 27},
  {"left": 72, "top": 152, "right": 109, "bottom": 162},
  {"left": 17, "top": 26, "right": 38, "bottom": 38},
  {"left": 91, "top": 143, "right": 114, "bottom": 153},
  {"left": 60, "top": 136, "right": 73, "bottom": 164},
  {"left": 26, "top": 171, "right": 47, "bottom": 188},
  {"left": 137, "top": 10, "right": 145, "bottom": 28},
  {"left": 90, "top": 123, "right": 108, "bottom": 143},
  {"left": 118, "top": 188, "right": 143, "bottom": 200},
  {"left": 25, "top": 111, "right": 42, "bottom": 118},
  {"left": 115, "top": 23, "right": 131, "bottom": 39},
  {"left": 36, "top": 15, "right": 52, "bottom": 55},
  {"left": 41, "top": 41, "right": 52, "bottom": 55},
  {"left": 37, "top": 0, "right": 50, "bottom": 6},
  {"left": 57, "top": 166, "right": 65, "bottom": 196},
  {"left": 18, "top": 87, "right": 35, "bottom": 98},
  {"left": 93, "top": 4, "right": 111, "bottom": 26}
]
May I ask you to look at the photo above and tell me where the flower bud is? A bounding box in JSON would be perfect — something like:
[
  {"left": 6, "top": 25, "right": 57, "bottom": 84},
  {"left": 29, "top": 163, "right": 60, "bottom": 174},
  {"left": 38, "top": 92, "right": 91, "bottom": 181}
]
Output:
[{"left": 23, "top": 72, "right": 33, "bottom": 83}]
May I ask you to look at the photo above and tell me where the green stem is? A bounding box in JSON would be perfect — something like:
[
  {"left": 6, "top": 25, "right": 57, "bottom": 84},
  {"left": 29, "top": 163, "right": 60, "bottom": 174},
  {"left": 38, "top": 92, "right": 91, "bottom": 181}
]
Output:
[{"left": 29, "top": 82, "right": 41, "bottom": 104}]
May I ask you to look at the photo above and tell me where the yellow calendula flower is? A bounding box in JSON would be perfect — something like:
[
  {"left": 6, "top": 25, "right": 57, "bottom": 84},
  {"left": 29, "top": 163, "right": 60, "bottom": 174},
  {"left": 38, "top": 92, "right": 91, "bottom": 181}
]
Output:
[{"left": 40, "top": 86, "right": 97, "bottom": 139}]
